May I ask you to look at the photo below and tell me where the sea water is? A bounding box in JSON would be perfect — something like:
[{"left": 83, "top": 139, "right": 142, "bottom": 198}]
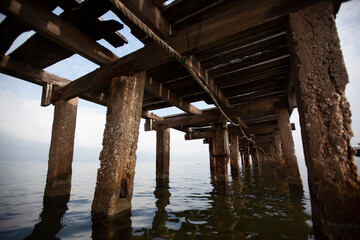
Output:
[{"left": 0, "top": 160, "right": 314, "bottom": 239}]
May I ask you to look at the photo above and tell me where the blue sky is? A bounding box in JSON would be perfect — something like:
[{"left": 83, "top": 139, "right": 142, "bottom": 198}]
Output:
[{"left": 0, "top": 1, "right": 359, "bottom": 164}]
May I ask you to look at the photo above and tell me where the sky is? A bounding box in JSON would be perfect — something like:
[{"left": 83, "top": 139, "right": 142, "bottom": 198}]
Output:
[{"left": 0, "top": 1, "right": 359, "bottom": 167}]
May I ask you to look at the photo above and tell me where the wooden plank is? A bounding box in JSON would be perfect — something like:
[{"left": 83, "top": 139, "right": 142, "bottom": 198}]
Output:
[
  {"left": 0, "top": 0, "right": 197, "bottom": 112},
  {"left": 0, "top": 0, "right": 118, "bottom": 65},
  {"left": 145, "top": 76, "right": 202, "bottom": 114},
  {"left": 185, "top": 55, "right": 232, "bottom": 108},
  {"left": 51, "top": 0, "right": 322, "bottom": 101},
  {"left": 0, "top": 0, "right": 72, "bottom": 54},
  {"left": 0, "top": 17, "right": 29, "bottom": 54},
  {"left": 153, "top": 98, "right": 280, "bottom": 129},
  {"left": 185, "top": 130, "right": 212, "bottom": 140},
  {"left": 111, "top": 0, "right": 173, "bottom": 38},
  {"left": 9, "top": 1, "right": 126, "bottom": 68}
]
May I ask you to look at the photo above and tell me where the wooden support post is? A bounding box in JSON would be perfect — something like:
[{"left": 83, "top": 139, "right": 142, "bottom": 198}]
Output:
[
  {"left": 156, "top": 128, "right": 170, "bottom": 181},
  {"left": 230, "top": 135, "right": 240, "bottom": 176},
  {"left": 45, "top": 98, "right": 78, "bottom": 197},
  {"left": 243, "top": 140, "right": 250, "bottom": 168},
  {"left": 92, "top": 72, "right": 145, "bottom": 217},
  {"left": 270, "top": 143, "right": 275, "bottom": 163},
  {"left": 288, "top": 1, "right": 360, "bottom": 237},
  {"left": 276, "top": 108, "right": 302, "bottom": 186},
  {"left": 273, "top": 130, "right": 284, "bottom": 167},
  {"left": 250, "top": 143, "right": 259, "bottom": 167},
  {"left": 208, "top": 139, "right": 215, "bottom": 173},
  {"left": 211, "top": 121, "right": 229, "bottom": 181},
  {"left": 240, "top": 150, "right": 245, "bottom": 168}
]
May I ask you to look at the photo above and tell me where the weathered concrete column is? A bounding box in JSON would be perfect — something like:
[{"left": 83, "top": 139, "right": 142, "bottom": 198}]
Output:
[
  {"left": 273, "top": 130, "right": 284, "bottom": 167},
  {"left": 240, "top": 150, "right": 245, "bottom": 168},
  {"left": 92, "top": 72, "right": 146, "bottom": 217},
  {"left": 230, "top": 135, "right": 240, "bottom": 176},
  {"left": 243, "top": 139, "right": 250, "bottom": 168},
  {"left": 45, "top": 98, "right": 78, "bottom": 197},
  {"left": 208, "top": 139, "right": 215, "bottom": 173},
  {"left": 211, "top": 121, "right": 230, "bottom": 181},
  {"left": 250, "top": 143, "right": 259, "bottom": 167},
  {"left": 288, "top": 1, "right": 360, "bottom": 238},
  {"left": 276, "top": 108, "right": 302, "bottom": 186},
  {"left": 156, "top": 127, "right": 170, "bottom": 181}
]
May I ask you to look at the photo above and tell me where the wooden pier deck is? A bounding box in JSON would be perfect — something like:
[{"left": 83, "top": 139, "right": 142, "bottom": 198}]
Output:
[{"left": 1, "top": 0, "right": 359, "bottom": 238}]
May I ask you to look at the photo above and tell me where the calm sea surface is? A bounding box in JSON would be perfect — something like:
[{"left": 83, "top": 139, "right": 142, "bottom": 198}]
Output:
[{"left": 0, "top": 160, "right": 314, "bottom": 239}]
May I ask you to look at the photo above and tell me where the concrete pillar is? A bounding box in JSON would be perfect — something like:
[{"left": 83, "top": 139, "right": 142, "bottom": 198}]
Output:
[
  {"left": 208, "top": 139, "right": 215, "bottom": 173},
  {"left": 288, "top": 1, "right": 360, "bottom": 237},
  {"left": 45, "top": 98, "right": 78, "bottom": 197},
  {"left": 211, "top": 121, "right": 229, "bottom": 185},
  {"left": 250, "top": 143, "right": 259, "bottom": 167},
  {"left": 92, "top": 72, "right": 145, "bottom": 217},
  {"left": 230, "top": 135, "right": 240, "bottom": 176},
  {"left": 156, "top": 128, "right": 170, "bottom": 181},
  {"left": 240, "top": 150, "right": 245, "bottom": 168},
  {"left": 273, "top": 130, "right": 284, "bottom": 166},
  {"left": 243, "top": 139, "right": 250, "bottom": 168},
  {"left": 276, "top": 108, "right": 302, "bottom": 186}
]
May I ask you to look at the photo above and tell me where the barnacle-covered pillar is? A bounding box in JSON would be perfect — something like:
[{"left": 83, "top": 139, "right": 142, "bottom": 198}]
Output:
[
  {"left": 92, "top": 72, "right": 146, "bottom": 216},
  {"left": 288, "top": 1, "right": 360, "bottom": 238},
  {"left": 276, "top": 108, "right": 302, "bottom": 186},
  {"left": 45, "top": 98, "right": 78, "bottom": 197}
]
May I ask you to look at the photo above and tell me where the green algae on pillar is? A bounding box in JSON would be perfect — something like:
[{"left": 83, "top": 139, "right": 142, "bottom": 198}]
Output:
[{"left": 92, "top": 72, "right": 146, "bottom": 216}]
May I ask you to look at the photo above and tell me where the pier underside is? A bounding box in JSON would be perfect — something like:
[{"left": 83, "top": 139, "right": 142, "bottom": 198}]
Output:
[{"left": 0, "top": 0, "right": 359, "bottom": 238}]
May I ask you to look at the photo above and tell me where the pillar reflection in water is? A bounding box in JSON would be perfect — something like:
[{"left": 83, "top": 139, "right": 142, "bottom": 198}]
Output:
[
  {"left": 25, "top": 194, "right": 70, "bottom": 240},
  {"left": 91, "top": 210, "right": 132, "bottom": 240},
  {"left": 152, "top": 178, "right": 171, "bottom": 238}
]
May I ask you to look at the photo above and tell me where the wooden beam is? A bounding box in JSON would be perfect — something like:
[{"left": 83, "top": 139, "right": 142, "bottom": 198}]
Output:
[
  {"left": 153, "top": 98, "right": 280, "bottom": 129},
  {"left": 0, "top": 0, "right": 200, "bottom": 114},
  {"left": 51, "top": 0, "right": 322, "bottom": 102},
  {"left": 185, "top": 130, "right": 212, "bottom": 140},
  {"left": 145, "top": 76, "right": 202, "bottom": 114},
  {"left": 0, "top": 54, "right": 161, "bottom": 120},
  {"left": 186, "top": 55, "right": 232, "bottom": 108},
  {"left": 111, "top": 0, "right": 173, "bottom": 38},
  {"left": 111, "top": 0, "right": 231, "bottom": 110},
  {"left": 0, "top": 0, "right": 118, "bottom": 65}
]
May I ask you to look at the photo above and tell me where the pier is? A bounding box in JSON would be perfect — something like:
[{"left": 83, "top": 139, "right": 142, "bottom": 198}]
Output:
[{"left": 0, "top": 0, "right": 359, "bottom": 238}]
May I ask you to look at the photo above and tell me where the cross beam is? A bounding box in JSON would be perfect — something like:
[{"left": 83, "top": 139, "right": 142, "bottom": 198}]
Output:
[
  {"left": 0, "top": 0, "right": 201, "bottom": 114},
  {"left": 0, "top": 54, "right": 162, "bottom": 120}
]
